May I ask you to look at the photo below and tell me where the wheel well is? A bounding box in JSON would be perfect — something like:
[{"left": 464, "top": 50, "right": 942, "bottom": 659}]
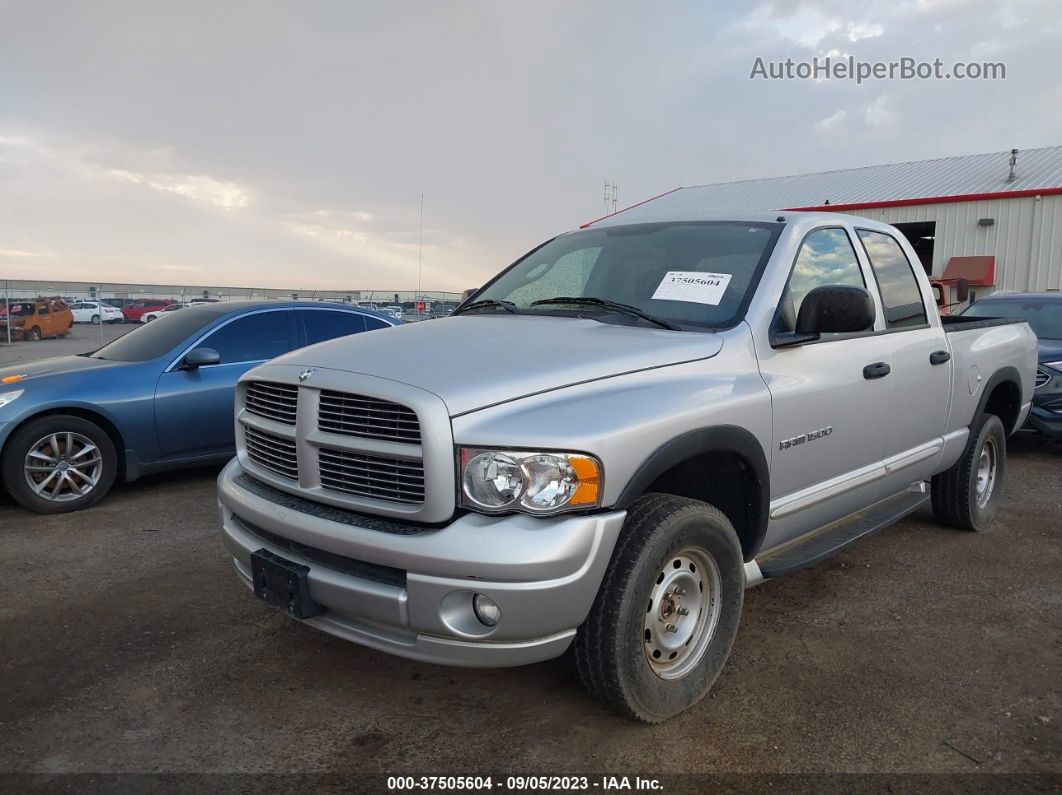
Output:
[
  {"left": 3, "top": 408, "right": 127, "bottom": 479},
  {"left": 642, "top": 451, "right": 764, "bottom": 561},
  {"left": 982, "top": 380, "right": 1021, "bottom": 434}
]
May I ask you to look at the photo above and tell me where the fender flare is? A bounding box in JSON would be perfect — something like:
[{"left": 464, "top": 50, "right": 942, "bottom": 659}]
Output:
[
  {"left": 613, "top": 425, "right": 770, "bottom": 561},
  {"left": 973, "top": 365, "right": 1023, "bottom": 434}
]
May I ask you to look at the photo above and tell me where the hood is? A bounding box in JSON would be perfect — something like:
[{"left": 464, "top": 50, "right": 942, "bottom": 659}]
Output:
[
  {"left": 272, "top": 315, "right": 723, "bottom": 415},
  {"left": 1037, "top": 339, "right": 1062, "bottom": 363},
  {"left": 0, "top": 355, "right": 132, "bottom": 384}
]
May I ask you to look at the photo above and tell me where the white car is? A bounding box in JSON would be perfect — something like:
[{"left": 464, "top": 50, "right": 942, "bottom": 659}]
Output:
[
  {"left": 69, "top": 301, "right": 124, "bottom": 324},
  {"left": 141, "top": 303, "right": 188, "bottom": 322}
]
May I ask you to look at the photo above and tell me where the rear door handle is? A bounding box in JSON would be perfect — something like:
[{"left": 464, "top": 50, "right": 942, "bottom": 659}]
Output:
[
  {"left": 863, "top": 362, "right": 891, "bottom": 380},
  {"left": 930, "top": 350, "right": 951, "bottom": 365}
]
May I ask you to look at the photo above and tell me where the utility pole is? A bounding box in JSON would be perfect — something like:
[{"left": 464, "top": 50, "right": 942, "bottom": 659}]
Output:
[
  {"left": 418, "top": 193, "right": 424, "bottom": 300},
  {"left": 603, "top": 180, "right": 618, "bottom": 214}
]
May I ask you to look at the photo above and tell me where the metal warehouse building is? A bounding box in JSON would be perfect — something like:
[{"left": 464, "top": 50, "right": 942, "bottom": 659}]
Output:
[{"left": 590, "top": 145, "right": 1062, "bottom": 297}]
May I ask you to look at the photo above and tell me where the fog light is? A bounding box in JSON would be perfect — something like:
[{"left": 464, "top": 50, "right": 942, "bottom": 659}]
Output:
[{"left": 472, "top": 594, "right": 501, "bottom": 627}]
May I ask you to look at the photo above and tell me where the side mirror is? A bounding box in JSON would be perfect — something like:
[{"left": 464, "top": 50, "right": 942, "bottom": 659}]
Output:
[
  {"left": 953, "top": 278, "right": 970, "bottom": 303},
  {"left": 183, "top": 347, "right": 221, "bottom": 369},
  {"left": 795, "top": 285, "right": 875, "bottom": 335}
]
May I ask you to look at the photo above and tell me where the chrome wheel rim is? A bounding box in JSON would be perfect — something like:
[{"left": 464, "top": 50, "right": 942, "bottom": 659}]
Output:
[
  {"left": 643, "top": 547, "right": 721, "bottom": 680},
  {"left": 975, "top": 438, "right": 997, "bottom": 508},
  {"left": 23, "top": 432, "right": 103, "bottom": 502}
]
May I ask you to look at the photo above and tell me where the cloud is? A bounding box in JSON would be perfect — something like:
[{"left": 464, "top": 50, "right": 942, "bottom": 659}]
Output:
[
  {"left": 865, "top": 94, "right": 899, "bottom": 128},
  {"left": 815, "top": 109, "right": 848, "bottom": 132},
  {"left": 0, "top": 248, "right": 52, "bottom": 258},
  {"left": 846, "top": 22, "right": 884, "bottom": 41},
  {"left": 105, "top": 169, "right": 249, "bottom": 208}
]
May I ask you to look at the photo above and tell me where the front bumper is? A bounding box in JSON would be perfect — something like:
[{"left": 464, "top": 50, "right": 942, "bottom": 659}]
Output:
[{"left": 217, "top": 459, "right": 626, "bottom": 667}]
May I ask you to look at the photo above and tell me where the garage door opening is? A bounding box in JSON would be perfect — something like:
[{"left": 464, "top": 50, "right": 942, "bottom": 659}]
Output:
[{"left": 893, "top": 221, "right": 936, "bottom": 276}]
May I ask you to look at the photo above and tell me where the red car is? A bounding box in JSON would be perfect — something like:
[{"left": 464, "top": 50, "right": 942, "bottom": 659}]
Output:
[{"left": 121, "top": 298, "right": 174, "bottom": 323}]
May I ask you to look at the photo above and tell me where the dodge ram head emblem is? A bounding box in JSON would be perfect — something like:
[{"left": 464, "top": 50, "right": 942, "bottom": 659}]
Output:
[{"left": 298, "top": 368, "right": 316, "bottom": 382}]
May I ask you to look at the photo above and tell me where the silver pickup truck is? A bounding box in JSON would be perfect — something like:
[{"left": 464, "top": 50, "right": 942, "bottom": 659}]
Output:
[{"left": 217, "top": 210, "right": 1037, "bottom": 722}]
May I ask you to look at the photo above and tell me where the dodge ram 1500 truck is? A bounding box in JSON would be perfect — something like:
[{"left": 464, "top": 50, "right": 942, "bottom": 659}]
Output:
[{"left": 217, "top": 209, "right": 1037, "bottom": 722}]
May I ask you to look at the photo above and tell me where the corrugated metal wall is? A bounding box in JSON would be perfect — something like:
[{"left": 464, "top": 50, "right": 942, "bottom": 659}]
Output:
[{"left": 851, "top": 195, "right": 1062, "bottom": 291}]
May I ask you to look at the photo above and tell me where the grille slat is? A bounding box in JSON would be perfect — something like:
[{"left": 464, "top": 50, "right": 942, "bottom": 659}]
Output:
[
  {"left": 318, "top": 448, "right": 425, "bottom": 504},
  {"left": 1036, "top": 368, "right": 1050, "bottom": 388},
  {"left": 244, "top": 426, "right": 298, "bottom": 479},
  {"left": 318, "top": 390, "right": 421, "bottom": 442},
  {"left": 245, "top": 381, "right": 298, "bottom": 424}
]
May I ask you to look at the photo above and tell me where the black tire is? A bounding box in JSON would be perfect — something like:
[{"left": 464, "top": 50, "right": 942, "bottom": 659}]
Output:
[
  {"left": 932, "top": 413, "right": 1006, "bottom": 532},
  {"left": 28, "top": 326, "right": 41, "bottom": 341},
  {"left": 573, "top": 494, "right": 744, "bottom": 723},
  {"left": 91, "top": 314, "right": 100, "bottom": 325},
  {"left": 1, "top": 414, "right": 118, "bottom": 514}
]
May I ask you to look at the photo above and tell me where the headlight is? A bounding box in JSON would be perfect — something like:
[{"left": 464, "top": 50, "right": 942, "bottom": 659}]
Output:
[
  {"left": 458, "top": 447, "right": 602, "bottom": 514},
  {"left": 0, "top": 389, "right": 24, "bottom": 409},
  {"left": 1044, "top": 360, "right": 1062, "bottom": 372}
]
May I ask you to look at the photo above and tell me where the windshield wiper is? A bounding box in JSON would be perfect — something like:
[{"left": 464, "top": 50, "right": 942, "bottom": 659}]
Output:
[
  {"left": 452, "top": 299, "right": 519, "bottom": 316},
  {"left": 529, "top": 296, "right": 680, "bottom": 330}
]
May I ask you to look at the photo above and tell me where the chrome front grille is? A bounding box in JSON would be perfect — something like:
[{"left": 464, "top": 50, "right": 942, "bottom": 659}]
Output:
[
  {"left": 245, "top": 381, "right": 298, "bottom": 424},
  {"left": 1035, "top": 367, "right": 1050, "bottom": 389},
  {"left": 318, "top": 390, "right": 421, "bottom": 443},
  {"left": 244, "top": 425, "right": 298, "bottom": 480},
  {"left": 318, "top": 448, "right": 425, "bottom": 504}
]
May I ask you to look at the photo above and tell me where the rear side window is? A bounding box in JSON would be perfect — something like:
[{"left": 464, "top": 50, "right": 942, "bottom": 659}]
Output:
[
  {"left": 857, "top": 230, "right": 928, "bottom": 328},
  {"left": 200, "top": 310, "right": 293, "bottom": 364},
  {"left": 777, "top": 227, "right": 866, "bottom": 333},
  {"left": 300, "top": 309, "right": 367, "bottom": 345},
  {"left": 364, "top": 316, "right": 390, "bottom": 330}
]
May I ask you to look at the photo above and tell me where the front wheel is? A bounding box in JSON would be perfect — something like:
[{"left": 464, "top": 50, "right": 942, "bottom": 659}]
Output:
[
  {"left": 27, "top": 326, "right": 41, "bottom": 341},
  {"left": 573, "top": 494, "right": 744, "bottom": 723},
  {"left": 1, "top": 415, "right": 118, "bottom": 514},
  {"left": 932, "top": 413, "right": 1007, "bottom": 532}
]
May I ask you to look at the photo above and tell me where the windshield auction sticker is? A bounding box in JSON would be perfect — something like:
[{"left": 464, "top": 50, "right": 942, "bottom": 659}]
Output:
[{"left": 651, "top": 271, "right": 732, "bottom": 305}]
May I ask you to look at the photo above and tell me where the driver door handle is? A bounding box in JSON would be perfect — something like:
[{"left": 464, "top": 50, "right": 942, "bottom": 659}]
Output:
[
  {"left": 863, "top": 362, "right": 891, "bottom": 380},
  {"left": 930, "top": 350, "right": 951, "bottom": 365}
]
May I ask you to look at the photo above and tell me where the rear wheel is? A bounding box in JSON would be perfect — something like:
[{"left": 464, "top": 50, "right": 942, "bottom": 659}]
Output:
[
  {"left": 573, "top": 494, "right": 744, "bottom": 723},
  {"left": 1, "top": 415, "right": 118, "bottom": 514},
  {"left": 91, "top": 314, "right": 100, "bottom": 325},
  {"left": 932, "top": 413, "right": 1006, "bottom": 532}
]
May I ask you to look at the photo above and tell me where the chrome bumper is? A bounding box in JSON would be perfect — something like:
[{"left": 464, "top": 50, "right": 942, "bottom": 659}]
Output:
[{"left": 217, "top": 459, "right": 626, "bottom": 667}]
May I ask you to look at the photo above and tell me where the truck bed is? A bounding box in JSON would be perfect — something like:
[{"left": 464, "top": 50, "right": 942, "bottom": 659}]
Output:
[{"left": 941, "top": 315, "right": 1026, "bottom": 332}]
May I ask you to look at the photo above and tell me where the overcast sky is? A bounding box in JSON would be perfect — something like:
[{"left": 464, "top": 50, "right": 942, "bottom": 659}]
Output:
[{"left": 2, "top": 0, "right": 1060, "bottom": 292}]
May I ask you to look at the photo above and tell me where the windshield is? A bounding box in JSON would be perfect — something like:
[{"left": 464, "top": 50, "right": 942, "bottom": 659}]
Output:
[
  {"left": 962, "top": 297, "right": 1062, "bottom": 340},
  {"left": 470, "top": 221, "right": 782, "bottom": 330},
  {"left": 90, "top": 309, "right": 218, "bottom": 361}
]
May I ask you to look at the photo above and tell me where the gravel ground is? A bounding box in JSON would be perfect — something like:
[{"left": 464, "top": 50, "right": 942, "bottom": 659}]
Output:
[
  {"left": 0, "top": 322, "right": 131, "bottom": 365},
  {"left": 0, "top": 432, "right": 1059, "bottom": 784}
]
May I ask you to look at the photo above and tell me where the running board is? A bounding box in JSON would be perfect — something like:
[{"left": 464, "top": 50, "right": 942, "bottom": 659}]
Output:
[{"left": 756, "top": 491, "right": 930, "bottom": 579}]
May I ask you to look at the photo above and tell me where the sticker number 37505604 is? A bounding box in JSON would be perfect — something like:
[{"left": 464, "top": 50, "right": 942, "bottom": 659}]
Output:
[{"left": 651, "top": 271, "right": 732, "bottom": 305}]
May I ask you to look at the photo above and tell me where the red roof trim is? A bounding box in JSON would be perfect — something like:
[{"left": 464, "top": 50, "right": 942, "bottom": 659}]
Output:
[
  {"left": 580, "top": 186, "right": 685, "bottom": 228},
  {"left": 785, "top": 186, "right": 1062, "bottom": 212}
]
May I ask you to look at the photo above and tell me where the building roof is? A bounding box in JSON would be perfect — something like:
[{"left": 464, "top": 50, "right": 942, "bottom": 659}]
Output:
[{"left": 585, "top": 145, "right": 1062, "bottom": 227}]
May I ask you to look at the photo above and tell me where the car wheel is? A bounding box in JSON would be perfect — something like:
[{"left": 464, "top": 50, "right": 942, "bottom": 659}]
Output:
[
  {"left": 26, "top": 326, "right": 42, "bottom": 341},
  {"left": 1, "top": 415, "right": 118, "bottom": 514},
  {"left": 932, "top": 412, "right": 1007, "bottom": 532},
  {"left": 573, "top": 494, "right": 744, "bottom": 723},
  {"left": 91, "top": 314, "right": 100, "bottom": 325}
]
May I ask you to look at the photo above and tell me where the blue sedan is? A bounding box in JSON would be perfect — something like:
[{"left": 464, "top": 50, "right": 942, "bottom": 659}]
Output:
[{"left": 0, "top": 301, "right": 399, "bottom": 513}]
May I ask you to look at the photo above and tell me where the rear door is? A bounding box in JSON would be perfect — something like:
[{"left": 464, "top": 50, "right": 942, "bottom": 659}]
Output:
[
  {"left": 154, "top": 309, "right": 296, "bottom": 457},
  {"left": 855, "top": 229, "right": 951, "bottom": 483},
  {"left": 756, "top": 226, "right": 895, "bottom": 548}
]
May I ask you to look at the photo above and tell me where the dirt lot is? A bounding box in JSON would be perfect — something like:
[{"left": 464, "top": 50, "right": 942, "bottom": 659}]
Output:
[{"left": 0, "top": 430, "right": 1059, "bottom": 784}]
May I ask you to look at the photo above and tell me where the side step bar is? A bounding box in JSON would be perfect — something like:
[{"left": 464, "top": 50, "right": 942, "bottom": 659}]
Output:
[{"left": 755, "top": 490, "right": 930, "bottom": 579}]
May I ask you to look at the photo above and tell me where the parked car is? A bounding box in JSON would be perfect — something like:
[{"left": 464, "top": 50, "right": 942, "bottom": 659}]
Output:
[
  {"left": 0, "top": 298, "right": 74, "bottom": 340},
  {"left": 961, "top": 291, "right": 1062, "bottom": 438},
  {"left": 121, "top": 299, "right": 174, "bottom": 323},
  {"left": 0, "top": 302, "right": 399, "bottom": 514},
  {"left": 69, "top": 301, "right": 124, "bottom": 325},
  {"left": 218, "top": 212, "right": 1037, "bottom": 723},
  {"left": 142, "top": 303, "right": 188, "bottom": 323}
]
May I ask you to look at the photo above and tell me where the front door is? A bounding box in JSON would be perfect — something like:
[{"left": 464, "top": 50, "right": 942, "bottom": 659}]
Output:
[
  {"left": 154, "top": 309, "right": 295, "bottom": 457},
  {"left": 755, "top": 227, "right": 894, "bottom": 550}
]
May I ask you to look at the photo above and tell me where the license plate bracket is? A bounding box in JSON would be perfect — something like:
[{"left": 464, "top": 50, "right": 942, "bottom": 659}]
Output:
[{"left": 251, "top": 548, "right": 324, "bottom": 619}]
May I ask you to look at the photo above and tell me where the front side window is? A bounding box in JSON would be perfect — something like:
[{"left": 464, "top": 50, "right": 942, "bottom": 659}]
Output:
[
  {"left": 200, "top": 310, "right": 292, "bottom": 364},
  {"left": 776, "top": 227, "right": 866, "bottom": 333},
  {"left": 857, "top": 230, "right": 928, "bottom": 328},
  {"left": 471, "top": 222, "right": 783, "bottom": 330}
]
